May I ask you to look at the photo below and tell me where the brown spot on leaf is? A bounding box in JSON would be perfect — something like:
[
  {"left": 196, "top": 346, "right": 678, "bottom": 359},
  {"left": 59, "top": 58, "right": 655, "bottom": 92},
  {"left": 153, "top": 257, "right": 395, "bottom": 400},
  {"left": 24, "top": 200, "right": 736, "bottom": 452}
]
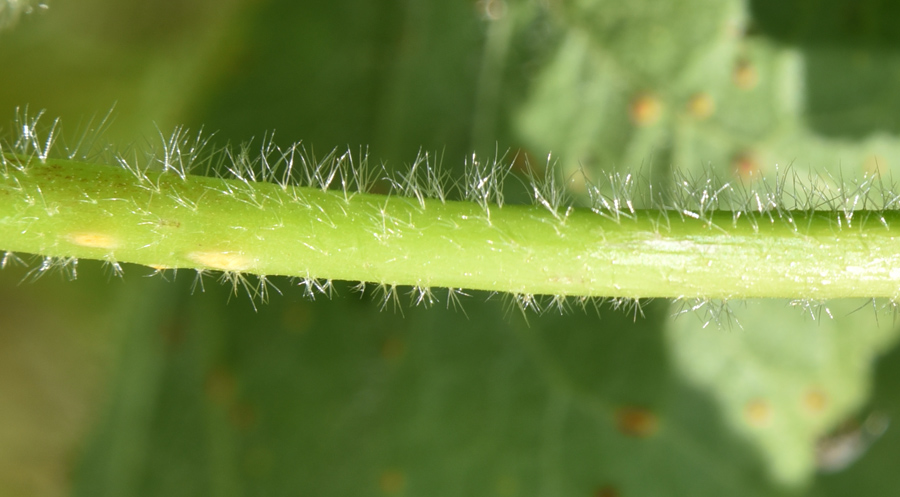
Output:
[
  {"left": 205, "top": 366, "right": 237, "bottom": 406},
  {"left": 380, "top": 469, "right": 405, "bottom": 494},
  {"left": 157, "top": 218, "right": 181, "bottom": 228},
  {"left": 229, "top": 401, "right": 257, "bottom": 431},
  {"left": 158, "top": 318, "right": 186, "bottom": 349},
  {"left": 733, "top": 59, "right": 758, "bottom": 90},
  {"left": 595, "top": 484, "right": 619, "bottom": 497},
  {"left": 381, "top": 335, "right": 406, "bottom": 362},
  {"left": 615, "top": 406, "right": 658, "bottom": 438},
  {"left": 282, "top": 303, "right": 312, "bottom": 333}
]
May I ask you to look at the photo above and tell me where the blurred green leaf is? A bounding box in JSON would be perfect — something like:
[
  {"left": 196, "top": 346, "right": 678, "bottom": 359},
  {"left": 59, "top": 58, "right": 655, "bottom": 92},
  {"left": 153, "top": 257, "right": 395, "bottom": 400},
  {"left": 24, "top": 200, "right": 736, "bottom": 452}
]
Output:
[
  {"left": 667, "top": 301, "right": 899, "bottom": 485},
  {"left": 73, "top": 281, "right": 788, "bottom": 497},
  {"left": 809, "top": 330, "right": 900, "bottom": 495},
  {"left": 0, "top": 262, "right": 123, "bottom": 497}
]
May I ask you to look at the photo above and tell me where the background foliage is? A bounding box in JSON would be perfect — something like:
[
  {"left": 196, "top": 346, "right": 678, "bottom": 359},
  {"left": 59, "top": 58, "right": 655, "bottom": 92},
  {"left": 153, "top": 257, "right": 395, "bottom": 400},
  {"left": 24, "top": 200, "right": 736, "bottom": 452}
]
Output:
[{"left": 3, "top": 0, "right": 900, "bottom": 495}]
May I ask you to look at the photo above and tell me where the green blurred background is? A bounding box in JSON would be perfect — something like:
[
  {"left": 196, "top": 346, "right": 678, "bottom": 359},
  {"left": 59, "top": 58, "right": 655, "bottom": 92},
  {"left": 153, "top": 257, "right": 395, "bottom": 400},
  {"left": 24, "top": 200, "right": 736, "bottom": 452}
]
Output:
[{"left": 4, "top": 0, "right": 900, "bottom": 495}]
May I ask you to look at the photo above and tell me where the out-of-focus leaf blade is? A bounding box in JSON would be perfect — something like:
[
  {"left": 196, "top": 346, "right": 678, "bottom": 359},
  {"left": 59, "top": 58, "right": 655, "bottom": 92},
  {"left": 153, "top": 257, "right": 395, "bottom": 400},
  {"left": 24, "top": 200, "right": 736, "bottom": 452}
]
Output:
[
  {"left": 74, "top": 283, "right": 787, "bottom": 497},
  {"left": 667, "top": 300, "right": 899, "bottom": 486},
  {"left": 807, "top": 330, "right": 900, "bottom": 495},
  {"left": 514, "top": 0, "right": 900, "bottom": 487}
]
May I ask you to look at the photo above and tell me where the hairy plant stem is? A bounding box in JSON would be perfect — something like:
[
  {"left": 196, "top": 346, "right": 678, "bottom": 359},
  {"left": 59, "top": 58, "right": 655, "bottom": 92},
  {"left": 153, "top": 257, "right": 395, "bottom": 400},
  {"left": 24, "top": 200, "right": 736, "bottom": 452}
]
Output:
[{"left": 2, "top": 155, "right": 900, "bottom": 299}]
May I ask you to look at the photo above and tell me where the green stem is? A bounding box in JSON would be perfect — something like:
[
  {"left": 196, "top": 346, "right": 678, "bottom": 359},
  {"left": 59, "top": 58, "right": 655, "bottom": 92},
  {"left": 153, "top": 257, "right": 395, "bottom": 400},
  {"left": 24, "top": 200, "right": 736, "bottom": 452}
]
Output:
[{"left": 2, "top": 155, "right": 900, "bottom": 299}]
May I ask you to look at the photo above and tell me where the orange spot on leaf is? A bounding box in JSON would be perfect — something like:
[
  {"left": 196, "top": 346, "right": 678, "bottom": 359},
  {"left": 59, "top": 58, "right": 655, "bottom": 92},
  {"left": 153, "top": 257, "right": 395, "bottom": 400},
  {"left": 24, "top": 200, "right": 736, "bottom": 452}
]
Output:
[
  {"left": 732, "top": 151, "right": 760, "bottom": 180},
  {"left": 629, "top": 93, "right": 662, "bottom": 126}
]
